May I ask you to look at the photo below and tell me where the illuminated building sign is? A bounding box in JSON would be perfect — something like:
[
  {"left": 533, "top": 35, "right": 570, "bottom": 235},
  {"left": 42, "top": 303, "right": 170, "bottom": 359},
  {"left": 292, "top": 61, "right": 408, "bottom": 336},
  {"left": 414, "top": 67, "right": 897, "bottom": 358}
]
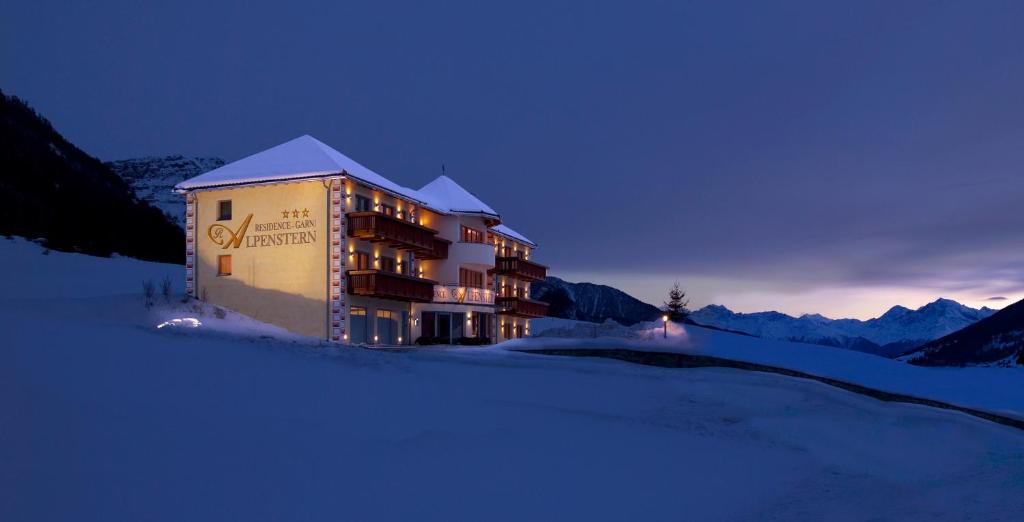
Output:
[
  {"left": 433, "top": 285, "right": 495, "bottom": 305},
  {"left": 208, "top": 210, "right": 318, "bottom": 249}
]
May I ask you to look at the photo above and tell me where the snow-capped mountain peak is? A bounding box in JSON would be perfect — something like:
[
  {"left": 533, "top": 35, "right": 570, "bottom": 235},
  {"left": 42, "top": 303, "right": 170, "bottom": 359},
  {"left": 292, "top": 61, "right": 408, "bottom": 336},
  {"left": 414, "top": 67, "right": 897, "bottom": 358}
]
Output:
[
  {"left": 107, "top": 155, "right": 225, "bottom": 228},
  {"left": 690, "top": 298, "right": 997, "bottom": 357}
]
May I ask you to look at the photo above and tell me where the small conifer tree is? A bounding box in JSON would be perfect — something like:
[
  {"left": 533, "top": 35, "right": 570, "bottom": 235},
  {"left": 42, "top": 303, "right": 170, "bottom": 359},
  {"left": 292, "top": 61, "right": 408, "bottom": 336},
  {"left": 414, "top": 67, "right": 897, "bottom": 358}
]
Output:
[{"left": 664, "top": 281, "right": 690, "bottom": 320}]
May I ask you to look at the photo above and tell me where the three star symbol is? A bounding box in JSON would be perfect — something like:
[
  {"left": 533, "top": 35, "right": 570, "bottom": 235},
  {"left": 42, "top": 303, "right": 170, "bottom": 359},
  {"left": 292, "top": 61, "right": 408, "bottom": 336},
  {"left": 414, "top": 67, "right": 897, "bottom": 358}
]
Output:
[{"left": 281, "top": 208, "right": 312, "bottom": 219}]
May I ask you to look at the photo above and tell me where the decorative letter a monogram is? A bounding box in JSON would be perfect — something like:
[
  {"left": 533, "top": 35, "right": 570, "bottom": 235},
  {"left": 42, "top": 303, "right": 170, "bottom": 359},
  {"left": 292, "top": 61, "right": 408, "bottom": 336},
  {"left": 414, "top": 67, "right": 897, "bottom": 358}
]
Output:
[{"left": 208, "top": 214, "right": 253, "bottom": 249}]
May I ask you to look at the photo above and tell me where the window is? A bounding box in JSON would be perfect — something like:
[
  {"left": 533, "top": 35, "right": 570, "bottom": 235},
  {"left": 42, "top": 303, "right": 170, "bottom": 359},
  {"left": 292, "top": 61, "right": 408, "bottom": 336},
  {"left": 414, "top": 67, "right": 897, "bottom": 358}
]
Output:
[
  {"left": 422, "top": 312, "right": 435, "bottom": 340},
  {"left": 380, "top": 256, "right": 396, "bottom": 273},
  {"left": 501, "top": 245, "right": 513, "bottom": 257},
  {"left": 400, "top": 253, "right": 413, "bottom": 275},
  {"left": 354, "top": 251, "right": 371, "bottom": 270},
  {"left": 461, "top": 225, "right": 483, "bottom": 243},
  {"left": 217, "top": 255, "right": 232, "bottom": 276},
  {"left": 380, "top": 203, "right": 395, "bottom": 216},
  {"left": 460, "top": 268, "right": 484, "bottom": 288},
  {"left": 452, "top": 312, "right": 465, "bottom": 339},
  {"left": 354, "top": 195, "right": 372, "bottom": 212},
  {"left": 217, "top": 200, "right": 232, "bottom": 221}
]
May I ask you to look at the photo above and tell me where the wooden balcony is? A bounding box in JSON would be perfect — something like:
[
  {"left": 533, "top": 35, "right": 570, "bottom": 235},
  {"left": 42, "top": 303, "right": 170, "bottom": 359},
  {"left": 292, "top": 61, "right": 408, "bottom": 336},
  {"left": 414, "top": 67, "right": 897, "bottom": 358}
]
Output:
[
  {"left": 347, "top": 270, "right": 436, "bottom": 302},
  {"left": 492, "top": 256, "right": 547, "bottom": 282},
  {"left": 347, "top": 211, "right": 449, "bottom": 259},
  {"left": 418, "top": 237, "right": 450, "bottom": 260},
  {"left": 495, "top": 296, "right": 549, "bottom": 318}
]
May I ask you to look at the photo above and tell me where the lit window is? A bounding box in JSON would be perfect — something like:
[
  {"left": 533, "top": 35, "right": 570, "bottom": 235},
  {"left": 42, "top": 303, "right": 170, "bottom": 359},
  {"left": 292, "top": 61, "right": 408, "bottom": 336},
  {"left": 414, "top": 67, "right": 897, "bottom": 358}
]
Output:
[
  {"left": 460, "top": 268, "right": 484, "bottom": 288},
  {"left": 354, "top": 252, "right": 371, "bottom": 270},
  {"left": 217, "top": 255, "right": 232, "bottom": 276},
  {"left": 461, "top": 226, "right": 483, "bottom": 243},
  {"left": 217, "top": 200, "right": 232, "bottom": 221}
]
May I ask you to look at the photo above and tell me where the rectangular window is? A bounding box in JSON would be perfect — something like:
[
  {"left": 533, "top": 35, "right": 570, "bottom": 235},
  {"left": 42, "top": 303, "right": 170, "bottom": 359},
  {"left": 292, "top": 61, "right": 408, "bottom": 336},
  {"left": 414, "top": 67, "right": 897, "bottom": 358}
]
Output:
[
  {"left": 354, "top": 251, "right": 371, "bottom": 270},
  {"left": 501, "top": 245, "right": 513, "bottom": 257},
  {"left": 380, "top": 256, "right": 396, "bottom": 273},
  {"left": 452, "top": 313, "right": 465, "bottom": 339},
  {"left": 461, "top": 226, "right": 483, "bottom": 243},
  {"left": 460, "top": 268, "right": 484, "bottom": 288},
  {"left": 422, "top": 312, "right": 435, "bottom": 341},
  {"left": 354, "top": 195, "right": 372, "bottom": 212},
  {"left": 217, "top": 200, "right": 232, "bottom": 221},
  {"left": 380, "top": 203, "right": 395, "bottom": 216},
  {"left": 400, "top": 253, "right": 413, "bottom": 275},
  {"left": 217, "top": 255, "right": 232, "bottom": 276}
]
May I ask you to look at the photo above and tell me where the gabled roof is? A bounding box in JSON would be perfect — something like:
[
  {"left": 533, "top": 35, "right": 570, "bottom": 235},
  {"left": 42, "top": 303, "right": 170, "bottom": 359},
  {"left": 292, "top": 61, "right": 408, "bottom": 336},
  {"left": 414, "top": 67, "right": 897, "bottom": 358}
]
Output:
[
  {"left": 491, "top": 224, "right": 536, "bottom": 247},
  {"left": 415, "top": 175, "right": 499, "bottom": 219},
  {"left": 175, "top": 136, "right": 538, "bottom": 246},
  {"left": 174, "top": 135, "right": 422, "bottom": 202}
]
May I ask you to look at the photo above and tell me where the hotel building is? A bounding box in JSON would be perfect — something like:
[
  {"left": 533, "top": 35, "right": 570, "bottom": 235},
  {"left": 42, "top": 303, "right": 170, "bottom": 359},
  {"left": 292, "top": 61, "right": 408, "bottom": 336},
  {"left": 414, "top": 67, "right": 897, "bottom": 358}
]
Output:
[{"left": 175, "top": 135, "right": 548, "bottom": 345}]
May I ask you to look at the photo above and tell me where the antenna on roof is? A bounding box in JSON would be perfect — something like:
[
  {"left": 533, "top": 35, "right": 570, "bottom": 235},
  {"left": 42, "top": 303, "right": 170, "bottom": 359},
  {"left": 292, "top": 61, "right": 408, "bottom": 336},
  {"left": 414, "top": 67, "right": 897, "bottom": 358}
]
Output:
[{"left": 442, "top": 163, "right": 446, "bottom": 176}]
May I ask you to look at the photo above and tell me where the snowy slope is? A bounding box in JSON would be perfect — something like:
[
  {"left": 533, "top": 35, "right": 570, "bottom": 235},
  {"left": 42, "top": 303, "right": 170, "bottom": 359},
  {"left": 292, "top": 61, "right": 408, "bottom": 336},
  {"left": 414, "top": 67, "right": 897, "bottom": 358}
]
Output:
[
  {"left": 690, "top": 300, "right": 996, "bottom": 356},
  {"left": 107, "top": 155, "right": 225, "bottom": 228},
  {"left": 3, "top": 239, "right": 1023, "bottom": 520}
]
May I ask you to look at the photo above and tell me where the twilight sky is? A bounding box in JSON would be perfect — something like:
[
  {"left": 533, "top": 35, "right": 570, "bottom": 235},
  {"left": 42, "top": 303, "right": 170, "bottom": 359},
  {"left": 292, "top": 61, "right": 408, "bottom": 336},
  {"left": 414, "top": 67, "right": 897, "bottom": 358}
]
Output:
[{"left": 4, "top": 1, "right": 1024, "bottom": 319}]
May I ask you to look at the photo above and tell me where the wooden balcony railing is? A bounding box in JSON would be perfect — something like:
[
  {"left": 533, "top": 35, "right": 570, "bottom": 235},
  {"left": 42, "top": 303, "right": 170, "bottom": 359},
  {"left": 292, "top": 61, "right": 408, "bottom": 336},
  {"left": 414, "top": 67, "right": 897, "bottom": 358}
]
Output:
[
  {"left": 495, "top": 296, "right": 549, "bottom": 318},
  {"left": 347, "top": 211, "right": 449, "bottom": 259},
  {"left": 418, "top": 237, "right": 450, "bottom": 260},
  {"left": 347, "top": 270, "right": 436, "bottom": 302},
  {"left": 492, "top": 256, "right": 547, "bottom": 282}
]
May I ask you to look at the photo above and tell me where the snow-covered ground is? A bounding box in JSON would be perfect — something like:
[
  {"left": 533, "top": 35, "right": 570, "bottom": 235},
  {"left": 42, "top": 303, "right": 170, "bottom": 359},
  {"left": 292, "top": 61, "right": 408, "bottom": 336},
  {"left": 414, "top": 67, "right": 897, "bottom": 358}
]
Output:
[
  {"left": 525, "top": 317, "right": 1024, "bottom": 420},
  {"left": 3, "top": 238, "right": 1023, "bottom": 520}
]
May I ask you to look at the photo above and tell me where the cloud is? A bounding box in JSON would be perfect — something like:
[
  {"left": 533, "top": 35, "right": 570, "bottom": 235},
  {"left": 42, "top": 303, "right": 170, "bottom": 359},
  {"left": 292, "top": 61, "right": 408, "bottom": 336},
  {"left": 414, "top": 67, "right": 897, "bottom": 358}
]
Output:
[{"left": 985, "top": 296, "right": 1009, "bottom": 301}]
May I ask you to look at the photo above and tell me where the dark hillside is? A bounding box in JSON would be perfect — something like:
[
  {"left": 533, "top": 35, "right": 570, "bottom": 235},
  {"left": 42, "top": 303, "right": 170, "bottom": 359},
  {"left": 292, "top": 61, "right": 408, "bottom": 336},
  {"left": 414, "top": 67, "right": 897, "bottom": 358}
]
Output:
[
  {"left": 906, "top": 299, "right": 1024, "bottom": 366},
  {"left": 0, "top": 91, "right": 183, "bottom": 263}
]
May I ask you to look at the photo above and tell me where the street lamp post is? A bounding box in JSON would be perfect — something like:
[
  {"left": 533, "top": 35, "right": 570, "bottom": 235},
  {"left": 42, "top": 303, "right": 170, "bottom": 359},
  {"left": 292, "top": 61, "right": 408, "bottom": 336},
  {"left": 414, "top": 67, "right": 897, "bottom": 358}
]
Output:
[{"left": 662, "top": 314, "right": 669, "bottom": 338}]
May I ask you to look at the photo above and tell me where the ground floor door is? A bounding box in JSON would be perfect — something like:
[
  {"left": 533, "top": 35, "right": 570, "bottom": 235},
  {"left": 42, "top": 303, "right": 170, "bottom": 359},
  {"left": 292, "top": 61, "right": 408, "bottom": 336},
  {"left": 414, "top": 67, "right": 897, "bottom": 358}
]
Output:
[
  {"left": 436, "top": 313, "right": 452, "bottom": 343},
  {"left": 350, "top": 307, "right": 368, "bottom": 343},
  {"left": 377, "top": 310, "right": 398, "bottom": 344}
]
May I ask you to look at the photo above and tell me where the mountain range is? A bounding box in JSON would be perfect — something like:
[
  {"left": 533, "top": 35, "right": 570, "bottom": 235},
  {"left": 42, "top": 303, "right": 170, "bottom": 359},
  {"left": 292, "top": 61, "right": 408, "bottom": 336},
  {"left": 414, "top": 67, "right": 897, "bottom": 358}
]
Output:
[
  {"left": 107, "top": 156, "right": 225, "bottom": 229},
  {"left": 903, "top": 298, "right": 1024, "bottom": 366},
  {"left": 0, "top": 91, "right": 183, "bottom": 263},
  {"left": 531, "top": 276, "right": 661, "bottom": 326},
  {"left": 689, "top": 299, "right": 996, "bottom": 357}
]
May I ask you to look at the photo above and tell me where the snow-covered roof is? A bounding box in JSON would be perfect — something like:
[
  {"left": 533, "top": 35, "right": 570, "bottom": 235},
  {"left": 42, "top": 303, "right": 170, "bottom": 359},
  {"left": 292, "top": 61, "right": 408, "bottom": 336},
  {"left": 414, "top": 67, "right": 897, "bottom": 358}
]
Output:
[
  {"left": 490, "top": 224, "right": 536, "bottom": 247},
  {"left": 176, "top": 135, "right": 539, "bottom": 246},
  {"left": 173, "top": 135, "right": 423, "bottom": 203},
  {"left": 415, "top": 175, "right": 499, "bottom": 219}
]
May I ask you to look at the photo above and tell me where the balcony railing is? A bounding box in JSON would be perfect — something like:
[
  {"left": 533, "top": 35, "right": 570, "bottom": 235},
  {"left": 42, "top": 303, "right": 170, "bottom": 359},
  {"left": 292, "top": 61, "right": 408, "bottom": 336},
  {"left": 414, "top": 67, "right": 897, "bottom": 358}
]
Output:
[
  {"left": 418, "top": 237, "right": 450, "bottom": 260},
  {"left": 347, "top": 270, "right": 436, "bottom": 302},
  {"left": 495, "top": 296, "right": 549, "bottom": 318},
  {"left": 347, "top": 211, "right": 449, "bottom": 258},
  {"left": 492, "top": 256, "right": 547, "bottom": 282}
]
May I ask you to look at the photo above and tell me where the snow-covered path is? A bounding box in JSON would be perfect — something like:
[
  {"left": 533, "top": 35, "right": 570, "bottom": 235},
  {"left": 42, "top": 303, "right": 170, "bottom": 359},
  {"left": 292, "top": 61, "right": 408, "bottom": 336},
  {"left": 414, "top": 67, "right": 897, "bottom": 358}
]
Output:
[{"left": 2, "top": 239, "right": 1023, "bottom": 520}]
